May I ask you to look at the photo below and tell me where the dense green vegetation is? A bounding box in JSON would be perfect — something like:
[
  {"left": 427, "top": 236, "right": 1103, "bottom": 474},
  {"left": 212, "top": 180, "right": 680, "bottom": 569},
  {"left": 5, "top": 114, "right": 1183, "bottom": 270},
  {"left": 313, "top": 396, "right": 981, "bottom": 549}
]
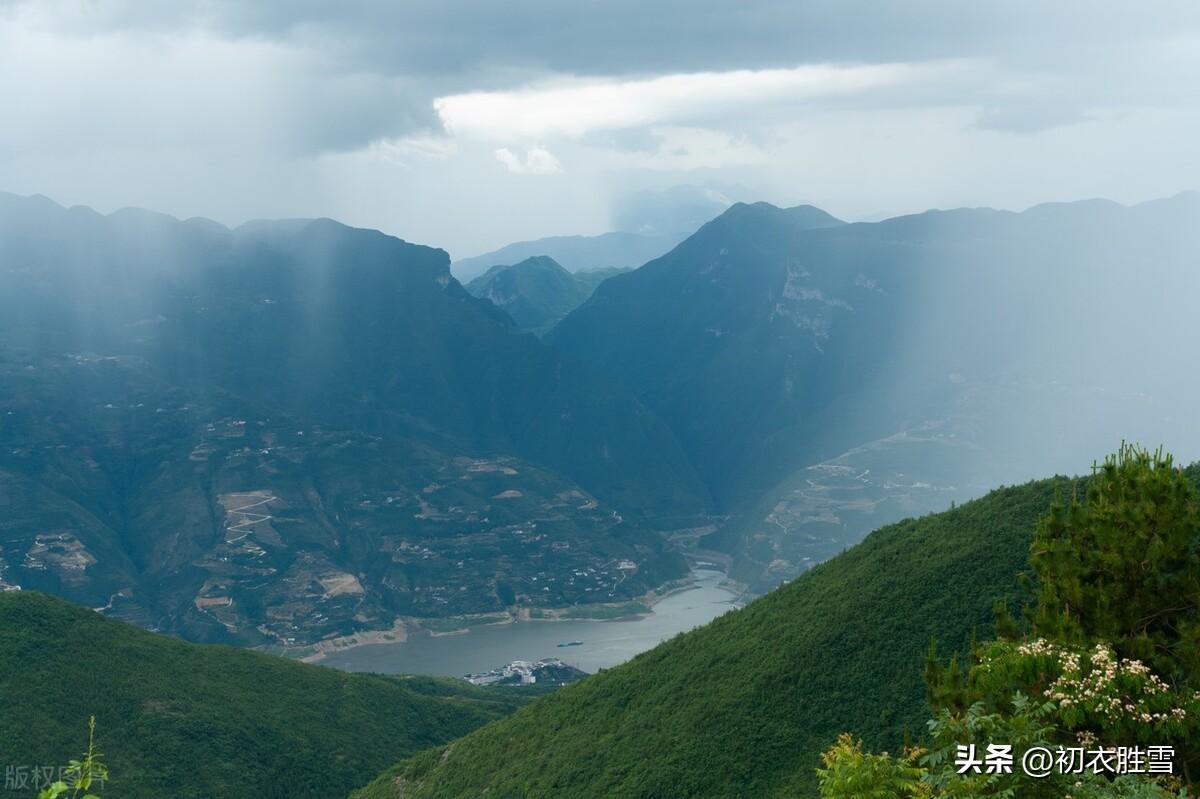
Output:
[
  {"left": 0, "top": 592, "right": 528, "bottom": 799},
  {"left": 821, "top": 447, "right": 1200, "bottom": 796},
  {"left": 353, "top": 474, "right": 1086, "bottom": 798},
  {"left": 35, "top": 717, "right": 108, "bottom": 799}
]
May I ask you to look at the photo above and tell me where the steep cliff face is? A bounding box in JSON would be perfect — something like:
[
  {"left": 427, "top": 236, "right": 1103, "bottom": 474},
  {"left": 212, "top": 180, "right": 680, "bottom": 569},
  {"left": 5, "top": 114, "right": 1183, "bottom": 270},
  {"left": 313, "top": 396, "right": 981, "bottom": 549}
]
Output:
[{"left": 549, "top": 194, "right": 1200, "bottom": 586}]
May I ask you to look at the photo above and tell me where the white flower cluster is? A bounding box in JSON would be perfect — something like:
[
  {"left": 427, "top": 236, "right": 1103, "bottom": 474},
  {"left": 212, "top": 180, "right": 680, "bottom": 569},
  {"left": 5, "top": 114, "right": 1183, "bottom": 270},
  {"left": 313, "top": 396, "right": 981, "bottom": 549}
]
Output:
[
  {"left": 1024, "top": 641, "right": 1189, "bottom": 726},
  {"left": 1017, "top": 638, "right": 1058, "bottom": 657}
]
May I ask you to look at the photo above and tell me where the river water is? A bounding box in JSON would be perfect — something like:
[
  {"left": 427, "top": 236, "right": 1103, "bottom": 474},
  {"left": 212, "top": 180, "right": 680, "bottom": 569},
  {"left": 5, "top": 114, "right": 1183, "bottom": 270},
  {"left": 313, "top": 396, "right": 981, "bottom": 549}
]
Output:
[{"left": 321, "top": 569, "right": 741, "bottom": 676}]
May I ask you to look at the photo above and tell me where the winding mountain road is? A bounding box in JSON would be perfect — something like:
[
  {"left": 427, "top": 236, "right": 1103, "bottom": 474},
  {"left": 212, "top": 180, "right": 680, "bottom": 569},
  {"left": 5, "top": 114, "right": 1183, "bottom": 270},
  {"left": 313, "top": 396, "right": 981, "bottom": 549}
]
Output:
[{"left": 224, "top": 492, "right": 276, "bottom": 543}]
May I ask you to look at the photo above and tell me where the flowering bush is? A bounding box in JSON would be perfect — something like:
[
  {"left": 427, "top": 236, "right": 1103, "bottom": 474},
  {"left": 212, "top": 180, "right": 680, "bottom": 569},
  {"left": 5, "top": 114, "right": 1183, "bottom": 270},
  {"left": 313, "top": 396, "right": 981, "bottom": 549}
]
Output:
[
  {"left": 970, "top": 639, "right": 1198, "bottom": 744},
  {"left": 819, "top": 694, "right": 1183, "bottom": 798},
  {"left": 819, "top": 445, "right": 1200, "bottom": 797}
]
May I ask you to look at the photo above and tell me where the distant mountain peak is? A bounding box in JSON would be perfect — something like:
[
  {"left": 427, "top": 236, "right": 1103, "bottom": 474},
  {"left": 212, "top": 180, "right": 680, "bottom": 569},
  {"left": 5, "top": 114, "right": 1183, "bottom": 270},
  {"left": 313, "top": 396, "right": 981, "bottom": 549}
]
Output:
[
  {"left": 520, "top": 253, "right": 567, "bottom": 267},
  {"left": 707, "top": 200, "right": 844, "bottom": 233},
  {"left": 451, "top": 230, "right": 684, "bottom": 282},
  {"left": 495, "top": 254, "right": 570, "bottom": 274},
  {"left": 466, "top": 255, "right": 625, "bottom": 335}
]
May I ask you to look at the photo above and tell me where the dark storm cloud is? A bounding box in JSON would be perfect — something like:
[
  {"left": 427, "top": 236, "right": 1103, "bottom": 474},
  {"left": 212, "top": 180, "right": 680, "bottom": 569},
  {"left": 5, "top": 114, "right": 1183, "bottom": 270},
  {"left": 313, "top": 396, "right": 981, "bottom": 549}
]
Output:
[
  {"left": 11, "top": 0, "right": 1196, "bottom": 148},
  {"left": 20, "top": 1, "right": 1200, "bottom": 80}
]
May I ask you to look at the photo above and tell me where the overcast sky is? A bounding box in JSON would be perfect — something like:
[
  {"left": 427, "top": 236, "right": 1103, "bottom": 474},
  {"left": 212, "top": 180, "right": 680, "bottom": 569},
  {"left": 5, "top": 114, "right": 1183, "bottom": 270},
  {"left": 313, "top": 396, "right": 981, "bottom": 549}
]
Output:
[{"left": 2, "top": 1, "right": 1199, "bottom": 257}]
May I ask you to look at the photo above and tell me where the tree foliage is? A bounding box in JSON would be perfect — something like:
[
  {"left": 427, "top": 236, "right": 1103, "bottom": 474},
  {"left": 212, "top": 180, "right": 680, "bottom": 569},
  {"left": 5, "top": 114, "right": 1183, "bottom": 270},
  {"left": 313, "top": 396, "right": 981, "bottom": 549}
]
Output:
[
  {"left": 1031, "top": 444, "right": 1200, "bottom": 687},
  {"left": 817, "top": 734, "right": 926, "bottom": 798},
  {"left": 821, "top": 445, "right": 1200, "bottom": 798}
]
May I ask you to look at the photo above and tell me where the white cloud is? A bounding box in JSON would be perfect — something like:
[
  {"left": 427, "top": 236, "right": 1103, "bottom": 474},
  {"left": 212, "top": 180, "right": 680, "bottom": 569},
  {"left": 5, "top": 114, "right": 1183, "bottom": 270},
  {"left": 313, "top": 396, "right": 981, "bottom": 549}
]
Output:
[
  {"left": 434, "top": 61, "right": 966, "bottom": 140},
  {"left": 494, "top": 146, "right": 562, "bottom": 175}
]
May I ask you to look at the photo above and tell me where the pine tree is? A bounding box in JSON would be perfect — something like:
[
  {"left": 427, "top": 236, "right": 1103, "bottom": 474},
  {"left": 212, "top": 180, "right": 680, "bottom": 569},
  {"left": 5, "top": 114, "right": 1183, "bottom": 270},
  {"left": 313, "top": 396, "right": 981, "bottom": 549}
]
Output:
[
  {"left": 819, "top": 444, "right": 1200, "bottom": 797},
  {"left": 1027, "top": 443, "right": 1200, "bottom": 782},
  {"left": 1031, "top": 444, "right": 1200, "bottom": 686}
]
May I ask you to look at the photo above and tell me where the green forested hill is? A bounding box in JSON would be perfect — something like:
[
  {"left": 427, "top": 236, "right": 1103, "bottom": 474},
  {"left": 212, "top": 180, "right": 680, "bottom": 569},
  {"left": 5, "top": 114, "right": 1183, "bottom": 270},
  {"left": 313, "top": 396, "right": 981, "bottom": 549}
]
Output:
[
  {"left": 0, "top": 592, "right": 527, "bottom": 799},
  {"left": 353, "top": 477, "right": 1071, "bottom": 798}
]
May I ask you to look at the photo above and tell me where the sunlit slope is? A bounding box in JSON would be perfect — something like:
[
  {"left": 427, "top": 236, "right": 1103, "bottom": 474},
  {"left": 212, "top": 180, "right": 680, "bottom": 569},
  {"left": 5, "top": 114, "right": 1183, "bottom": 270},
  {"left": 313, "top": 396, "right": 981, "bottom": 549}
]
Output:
[
  {"left": 354, "top": 476, "right": 1081, "bottom": 798},
  {"left": 0, "top": 591, "right": 527, "bottom": 799}
]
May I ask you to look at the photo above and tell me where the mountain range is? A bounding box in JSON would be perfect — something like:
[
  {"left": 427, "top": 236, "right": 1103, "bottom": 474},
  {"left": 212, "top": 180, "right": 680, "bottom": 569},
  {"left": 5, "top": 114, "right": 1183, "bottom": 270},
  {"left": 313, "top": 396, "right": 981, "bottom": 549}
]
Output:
[
  {"left": 0, "top": 192, "right": 705, "bottom": 646},
  {"left": 4, "top": 188, "right": 1200, "bottom": 639},
  {"left": 5, "top": 182, "right": 1199, "bottom": 795},
  {"left": 451, "top": 231, "right": 682, "bottom": 283},
  {"left": 549, "top": 193, "right": 1200, "bottom": 589},
  {"left": 451, "top": 185, "right": 731, "bottom": 284}
]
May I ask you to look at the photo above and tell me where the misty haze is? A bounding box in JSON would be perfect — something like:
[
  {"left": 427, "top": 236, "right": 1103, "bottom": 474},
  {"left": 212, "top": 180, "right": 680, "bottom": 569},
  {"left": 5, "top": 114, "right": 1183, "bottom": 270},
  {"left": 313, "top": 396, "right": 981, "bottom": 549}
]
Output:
[{"left": 2, "top": 3, "right": 1200, "bottom": 799}]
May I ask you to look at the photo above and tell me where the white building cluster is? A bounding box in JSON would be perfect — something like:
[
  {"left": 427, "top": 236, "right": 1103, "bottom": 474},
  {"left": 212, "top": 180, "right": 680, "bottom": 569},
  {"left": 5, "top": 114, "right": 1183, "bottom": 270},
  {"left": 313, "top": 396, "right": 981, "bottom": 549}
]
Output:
[{"left": 464, "top": 657, "right": 568, "bottom": 686}]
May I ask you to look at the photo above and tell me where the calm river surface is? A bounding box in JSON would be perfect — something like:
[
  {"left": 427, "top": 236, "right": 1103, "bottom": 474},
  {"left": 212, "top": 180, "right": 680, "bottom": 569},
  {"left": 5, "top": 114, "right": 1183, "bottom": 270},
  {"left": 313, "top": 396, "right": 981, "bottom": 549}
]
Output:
[{"left": 322, "top": 569, "right": 741, "bottom": 676}]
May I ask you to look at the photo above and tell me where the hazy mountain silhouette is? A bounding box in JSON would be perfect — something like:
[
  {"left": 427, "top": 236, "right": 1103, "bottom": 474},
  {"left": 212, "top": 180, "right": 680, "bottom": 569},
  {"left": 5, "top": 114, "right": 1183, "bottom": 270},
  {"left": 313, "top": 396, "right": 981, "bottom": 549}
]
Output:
[
  {"left": 0, "top": 192, "right": 706, "bottom": 643},
  {"left": 466, "top": 256, "right": 627, "bottom": 335},
  {"left": 549, "top": 194, "right": 1200, "bottom": 585},
  {"left": 451, "top": 231, "right": 681, "bottom": 282}
]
